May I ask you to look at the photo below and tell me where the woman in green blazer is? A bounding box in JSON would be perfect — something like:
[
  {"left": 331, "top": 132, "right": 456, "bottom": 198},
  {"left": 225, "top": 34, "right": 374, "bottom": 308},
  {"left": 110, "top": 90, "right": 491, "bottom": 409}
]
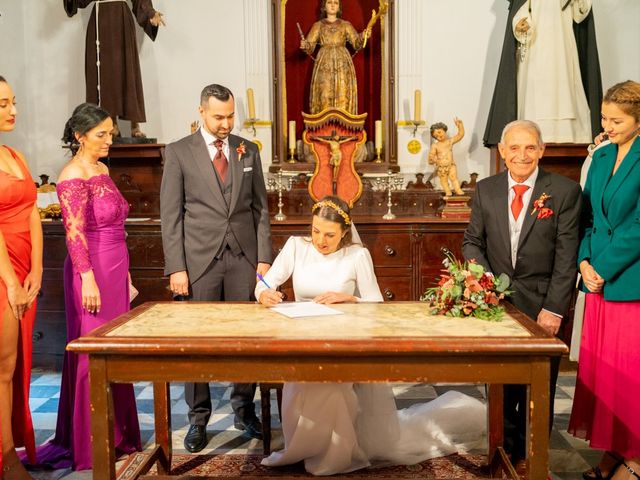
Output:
[{"left": 569, "top": 80, "right": 640, "bottom": 480}]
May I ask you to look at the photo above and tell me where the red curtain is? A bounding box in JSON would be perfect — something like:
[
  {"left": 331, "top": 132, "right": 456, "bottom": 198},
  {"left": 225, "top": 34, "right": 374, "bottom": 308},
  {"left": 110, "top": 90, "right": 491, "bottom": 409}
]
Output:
[{"left": 284, "top": 0, "right": 383, "bottom": 138}]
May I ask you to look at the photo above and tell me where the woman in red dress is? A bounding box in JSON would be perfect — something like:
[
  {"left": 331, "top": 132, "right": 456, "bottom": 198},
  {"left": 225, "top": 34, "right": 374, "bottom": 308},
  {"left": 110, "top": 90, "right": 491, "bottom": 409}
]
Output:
[{"left": 0, "top": 75, "right": 42, "bottom": 479}]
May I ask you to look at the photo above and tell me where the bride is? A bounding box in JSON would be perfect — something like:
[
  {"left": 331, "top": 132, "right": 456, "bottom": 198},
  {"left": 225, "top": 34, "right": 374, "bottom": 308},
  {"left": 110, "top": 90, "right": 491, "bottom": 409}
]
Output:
[{"left": 255, "top": 196, "right": 487, "bottom": 476}]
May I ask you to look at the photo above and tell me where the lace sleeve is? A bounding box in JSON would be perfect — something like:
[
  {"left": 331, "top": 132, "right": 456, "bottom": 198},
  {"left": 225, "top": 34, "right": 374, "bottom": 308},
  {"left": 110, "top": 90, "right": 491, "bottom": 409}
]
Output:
[{"left": 57, "top": 179, "right": 92, "bottom": 273}]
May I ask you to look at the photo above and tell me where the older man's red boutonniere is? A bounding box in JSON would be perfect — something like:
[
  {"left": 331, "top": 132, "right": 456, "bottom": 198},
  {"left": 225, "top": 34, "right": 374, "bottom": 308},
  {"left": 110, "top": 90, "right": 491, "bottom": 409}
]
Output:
[
  {"left": 236, "top": 141, "right": 246, "bottom": 161},
  {"left": 531, "top": 193, "right": 553, "bottom": 219}
]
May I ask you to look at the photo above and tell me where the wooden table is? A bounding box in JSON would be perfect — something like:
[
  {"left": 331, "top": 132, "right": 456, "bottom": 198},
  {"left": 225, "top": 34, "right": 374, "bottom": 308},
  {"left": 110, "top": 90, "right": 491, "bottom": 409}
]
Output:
[{"left": 67, "top": 302, "right": 567, "bottom": 479}]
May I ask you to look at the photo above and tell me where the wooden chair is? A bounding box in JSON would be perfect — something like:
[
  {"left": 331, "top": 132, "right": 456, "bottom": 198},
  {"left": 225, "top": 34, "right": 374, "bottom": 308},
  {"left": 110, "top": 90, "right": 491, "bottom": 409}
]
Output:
[{"left": 259, "top": 383, "right": 283, "bottom": 455}]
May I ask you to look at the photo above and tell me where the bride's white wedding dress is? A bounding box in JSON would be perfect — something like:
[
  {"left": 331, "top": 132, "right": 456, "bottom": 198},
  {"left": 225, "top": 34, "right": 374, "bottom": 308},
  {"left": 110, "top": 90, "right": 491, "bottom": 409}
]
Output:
[{"left": 256, "top": 237, "right": 487, "bottom": 476}]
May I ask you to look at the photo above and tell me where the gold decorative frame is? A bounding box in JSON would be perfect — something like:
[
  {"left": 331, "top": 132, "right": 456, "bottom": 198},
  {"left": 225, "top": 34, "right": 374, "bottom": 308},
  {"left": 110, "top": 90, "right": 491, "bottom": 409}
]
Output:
[{"left": 270, "top": 0, "right": 397, "bottom": 171}]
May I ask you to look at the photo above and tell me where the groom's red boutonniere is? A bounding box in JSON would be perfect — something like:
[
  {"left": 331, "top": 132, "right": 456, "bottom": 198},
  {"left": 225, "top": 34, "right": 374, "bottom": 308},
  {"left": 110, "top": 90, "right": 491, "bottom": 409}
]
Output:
[
  {"left": 236, "top": 141, "right": 246, "bottom": 161},
  {"left": 531, "top": 193, "right": 553, "bottom": 219}
]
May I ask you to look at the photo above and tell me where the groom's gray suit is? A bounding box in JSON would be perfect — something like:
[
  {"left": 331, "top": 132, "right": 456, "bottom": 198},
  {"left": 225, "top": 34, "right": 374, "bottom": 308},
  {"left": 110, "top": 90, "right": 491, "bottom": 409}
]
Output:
[{"left": 161, "top": 128, "right": 272, "bottom": 426}]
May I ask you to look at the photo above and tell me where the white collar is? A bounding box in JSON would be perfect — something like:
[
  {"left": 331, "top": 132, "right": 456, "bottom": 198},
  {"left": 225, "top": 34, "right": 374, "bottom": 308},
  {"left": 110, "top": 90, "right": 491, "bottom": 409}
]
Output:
[
  {"left": 507, "top": 167, "right": 539, "bottom": 190},
  {"left": 200, "top": 127, "right": 227, "bottom": 147}
]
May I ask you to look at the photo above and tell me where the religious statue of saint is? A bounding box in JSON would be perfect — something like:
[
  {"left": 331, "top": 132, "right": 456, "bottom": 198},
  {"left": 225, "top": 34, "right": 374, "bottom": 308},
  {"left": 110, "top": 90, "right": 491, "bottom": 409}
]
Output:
[
  {"left": 483, "top": 0, "right": 602, "bottom": 146},
  {"left": 64, "top": 0, "right": 165, "bottom": 139},
  {"left": 299, "top": 0, "right": 372, "bottom": 114},
  {"left": 311, "top": 131, "right": 358, "bottom": 182},
  {"left": 428, "top": 119, "right": 465, "bottom": 197}
]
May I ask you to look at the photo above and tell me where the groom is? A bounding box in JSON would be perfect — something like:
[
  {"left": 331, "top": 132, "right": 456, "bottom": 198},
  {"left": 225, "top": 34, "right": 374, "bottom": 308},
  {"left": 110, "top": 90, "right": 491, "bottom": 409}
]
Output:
[
  {"left": 462, "top": 120, "right": 581, "bottom": 462},
  {"left": 160, "top": 83, "right": 272, "bottom": 452}
]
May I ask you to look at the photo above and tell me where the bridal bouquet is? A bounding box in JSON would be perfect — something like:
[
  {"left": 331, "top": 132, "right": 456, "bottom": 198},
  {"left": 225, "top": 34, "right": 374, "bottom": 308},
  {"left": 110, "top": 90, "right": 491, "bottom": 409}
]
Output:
[{"left": 421, "top": 249, "right": 512, "bottom": 322}]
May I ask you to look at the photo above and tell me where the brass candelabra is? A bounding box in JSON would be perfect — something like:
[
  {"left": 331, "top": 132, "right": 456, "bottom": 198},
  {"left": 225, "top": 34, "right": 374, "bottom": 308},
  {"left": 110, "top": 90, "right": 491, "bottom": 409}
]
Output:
[
  {"left": 267, "top": 170, "right": 293, "bottom": 221},
  {"left": 374, "top": 170, "right": 404, "bottom": 220}
]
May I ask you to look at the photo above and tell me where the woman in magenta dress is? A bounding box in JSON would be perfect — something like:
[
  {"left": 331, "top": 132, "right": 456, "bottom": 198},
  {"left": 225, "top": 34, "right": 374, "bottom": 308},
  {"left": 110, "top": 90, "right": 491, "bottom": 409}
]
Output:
[
  {"left": 568, "top": 80, "right": 640, "bottom": 480},
  {"left": 0, "top": 75, "right": 42, "bottom": 480},
  {"left": 34, "top": 103, "right": 141, "bottom": 470}
]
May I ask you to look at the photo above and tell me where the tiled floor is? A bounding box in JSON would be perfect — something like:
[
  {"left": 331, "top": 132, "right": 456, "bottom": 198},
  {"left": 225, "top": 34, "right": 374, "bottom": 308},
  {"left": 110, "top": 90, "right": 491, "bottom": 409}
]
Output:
[{"left": 25, "top": 370, "right": 599, "bottom": 479}]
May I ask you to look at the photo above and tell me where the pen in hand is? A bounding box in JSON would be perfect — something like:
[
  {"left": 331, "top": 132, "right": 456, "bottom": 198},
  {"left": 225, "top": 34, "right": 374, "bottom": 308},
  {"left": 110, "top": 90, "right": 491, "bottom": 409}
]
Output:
[
  {"left": 256, "top": 273, "right": 285, "bottom": 305},
  {"left": 256, "top": 272, "right": 272, "bottom": 289}
]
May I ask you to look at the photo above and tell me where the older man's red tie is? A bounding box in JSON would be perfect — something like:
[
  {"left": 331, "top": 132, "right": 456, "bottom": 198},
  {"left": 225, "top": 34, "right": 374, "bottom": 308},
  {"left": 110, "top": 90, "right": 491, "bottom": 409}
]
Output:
[{"left": 511, "top": 184, "right": 530, "bottom": 220}]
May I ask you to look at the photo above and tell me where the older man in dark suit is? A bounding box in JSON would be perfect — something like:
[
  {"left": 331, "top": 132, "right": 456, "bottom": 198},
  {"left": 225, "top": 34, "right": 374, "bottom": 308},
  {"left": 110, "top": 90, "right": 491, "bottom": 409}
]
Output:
[
  {"left": 463, "top": 119, "right": 581, "bottom": 463},
  {"left": 161, "top": 84, "right": 272, "bottom": 452}
]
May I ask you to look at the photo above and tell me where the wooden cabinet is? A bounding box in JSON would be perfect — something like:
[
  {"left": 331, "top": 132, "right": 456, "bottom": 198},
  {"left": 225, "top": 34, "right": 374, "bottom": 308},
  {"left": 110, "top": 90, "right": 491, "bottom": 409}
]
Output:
[{"left": 36, "top": 217, "right": 467, "bottom": 369}]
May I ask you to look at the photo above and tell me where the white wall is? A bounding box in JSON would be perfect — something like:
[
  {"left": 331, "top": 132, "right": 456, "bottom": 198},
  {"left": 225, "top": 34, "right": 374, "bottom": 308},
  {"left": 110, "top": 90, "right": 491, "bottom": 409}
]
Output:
[
  {"left": 395, "top": 0, "right": 640, "bottom": 184},
  {"left": 0, "top": 0, "right": 268, "bottom": 179},
  {"left": 0, "top": 0, "right": 638, "bottom": 184},
  {"left": 396, "top": 0, "right": 510, "bottom": 182}
]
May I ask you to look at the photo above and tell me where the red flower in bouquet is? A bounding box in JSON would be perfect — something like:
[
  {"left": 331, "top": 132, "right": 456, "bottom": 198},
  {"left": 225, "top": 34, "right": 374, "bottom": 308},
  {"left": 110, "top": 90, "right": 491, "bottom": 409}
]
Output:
[
  {"left": 531, "top": 193, "right": 553, "bottom": 219},
  {"left": 421, "top": 249, "right": 513, "bottom": 321},
  {"left": 478, "top": 273, "right": 495, "bottom": 290}
]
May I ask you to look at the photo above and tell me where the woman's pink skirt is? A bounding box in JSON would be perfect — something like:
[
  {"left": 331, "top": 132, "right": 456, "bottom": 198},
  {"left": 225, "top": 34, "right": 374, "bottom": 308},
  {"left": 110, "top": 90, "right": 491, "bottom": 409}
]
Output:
[{"left": 568, "top": 293, "right": 640, "bottom": 458}]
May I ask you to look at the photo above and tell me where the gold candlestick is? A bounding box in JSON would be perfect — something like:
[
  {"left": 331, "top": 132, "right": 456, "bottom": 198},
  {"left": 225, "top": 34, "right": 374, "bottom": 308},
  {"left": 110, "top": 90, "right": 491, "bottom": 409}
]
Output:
[
  {"left": 288, "top": 147, "right": 297, "bottom": 163},
  {"left": 374, "top": 146, "right": 383, "bottom": 163},
  {"left": 409, "top": 119, "right": 426, "bottom": 137},
  {"left": 244, "top": 118, "right": 258, "bottom": 137}
]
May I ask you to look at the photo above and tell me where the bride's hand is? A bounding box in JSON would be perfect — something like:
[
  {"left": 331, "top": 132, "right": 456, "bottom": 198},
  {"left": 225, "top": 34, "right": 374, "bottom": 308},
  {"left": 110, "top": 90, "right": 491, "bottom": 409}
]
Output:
[
  {"left": 313, "top": 292, "right": 356, "bottom": 304},
  {"left": 259, "top": 289, "right": 283, "bottom": 307}
]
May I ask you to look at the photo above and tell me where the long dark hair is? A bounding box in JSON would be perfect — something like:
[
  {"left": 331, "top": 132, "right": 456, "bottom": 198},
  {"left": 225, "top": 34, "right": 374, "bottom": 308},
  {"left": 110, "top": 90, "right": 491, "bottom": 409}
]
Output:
[{"left": 62, "top": 103, "right": 111, "bottom": 154}]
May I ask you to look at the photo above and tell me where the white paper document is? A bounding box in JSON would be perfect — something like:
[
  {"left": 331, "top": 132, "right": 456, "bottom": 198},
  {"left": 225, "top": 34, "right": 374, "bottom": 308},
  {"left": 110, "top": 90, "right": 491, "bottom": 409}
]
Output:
[{"left": 270, "top": 302, "right": 344, "bottom": 318}]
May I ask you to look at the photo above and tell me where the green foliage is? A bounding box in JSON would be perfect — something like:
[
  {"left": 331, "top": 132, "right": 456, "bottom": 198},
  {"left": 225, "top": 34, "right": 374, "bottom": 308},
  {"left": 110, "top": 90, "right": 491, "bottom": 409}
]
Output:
[{"left": 420, "top": 249, "right": 513, "bottom": 322}]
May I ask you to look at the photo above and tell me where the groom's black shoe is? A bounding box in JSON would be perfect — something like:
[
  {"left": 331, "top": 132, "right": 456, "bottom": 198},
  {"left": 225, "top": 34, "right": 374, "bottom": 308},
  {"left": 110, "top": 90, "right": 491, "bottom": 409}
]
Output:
[
  {"left": 184, "top": 424, "right": 208, "bottom": 453},
  {"left": 234, "top": 415, "right": 263, "bottom": 440}
]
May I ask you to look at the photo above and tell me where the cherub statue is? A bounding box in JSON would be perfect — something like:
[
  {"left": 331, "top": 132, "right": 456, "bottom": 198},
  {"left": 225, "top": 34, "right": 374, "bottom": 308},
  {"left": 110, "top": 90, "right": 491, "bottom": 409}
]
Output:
[{"left": 428, "top": 118, "right": 465, "bottom": 197}]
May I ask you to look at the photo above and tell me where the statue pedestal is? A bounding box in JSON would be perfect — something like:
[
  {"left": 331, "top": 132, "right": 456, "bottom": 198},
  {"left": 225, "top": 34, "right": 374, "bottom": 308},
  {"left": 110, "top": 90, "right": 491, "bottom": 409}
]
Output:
[{"left": 441, "top": 195, "right": 471, "bottom": 219}]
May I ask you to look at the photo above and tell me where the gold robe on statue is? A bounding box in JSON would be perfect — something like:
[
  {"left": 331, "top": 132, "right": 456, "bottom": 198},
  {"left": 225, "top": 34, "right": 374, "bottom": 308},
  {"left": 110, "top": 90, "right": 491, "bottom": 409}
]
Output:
[{"left": 303, "top": 19, "right": 365, "bottom": 115}]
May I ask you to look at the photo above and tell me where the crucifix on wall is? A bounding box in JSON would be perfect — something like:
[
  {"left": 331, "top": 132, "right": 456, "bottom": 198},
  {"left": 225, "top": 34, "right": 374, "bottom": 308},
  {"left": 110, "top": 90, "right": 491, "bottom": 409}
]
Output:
[{"left": 309, "top": 130, "right": 359, "bottom": 193}]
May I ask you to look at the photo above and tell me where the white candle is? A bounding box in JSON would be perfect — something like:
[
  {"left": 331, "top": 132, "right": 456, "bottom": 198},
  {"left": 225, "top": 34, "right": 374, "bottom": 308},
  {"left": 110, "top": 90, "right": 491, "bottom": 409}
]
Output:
[
  {"left": 288, "top": 120, "right": 296, "bottom": 150},
  {"left": 414, "top": 89, "right": 422, "bottom": 122},
  {"left": 375, "top": 120, "right": 382, "bottom": 149},
  {"left": 247, "top": 88, "right": 256, "bottom": 119}
]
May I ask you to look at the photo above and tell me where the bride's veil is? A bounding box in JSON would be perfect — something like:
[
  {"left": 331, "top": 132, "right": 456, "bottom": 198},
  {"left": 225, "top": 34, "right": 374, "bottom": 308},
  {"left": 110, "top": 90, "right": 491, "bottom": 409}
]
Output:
[{"left": 351, "top": 223, "right": 362, "bottom": 245}]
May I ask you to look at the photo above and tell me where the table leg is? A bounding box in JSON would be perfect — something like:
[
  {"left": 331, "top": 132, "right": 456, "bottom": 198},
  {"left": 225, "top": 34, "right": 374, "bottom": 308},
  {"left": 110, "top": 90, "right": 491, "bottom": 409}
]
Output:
[
  {"left": 153, "top": 382, "right": 172, "bottom": 474},
  {"left": 487, "top": 384, "right": 504, "bottom": 478},
  {"left": 528, "top": 360, "right": 550, "bottom": 480},
  {"left": 89, "top": 356, "right": 116, "bottom": 480}
]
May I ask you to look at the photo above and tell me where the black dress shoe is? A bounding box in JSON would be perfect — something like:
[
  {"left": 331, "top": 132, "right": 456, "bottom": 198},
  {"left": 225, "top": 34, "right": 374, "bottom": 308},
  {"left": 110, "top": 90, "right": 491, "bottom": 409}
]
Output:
[
  {"left": 234, "top": 415, "right": 263, "bottom": 440},
  {"left": 184, "top": 424, "right": 208, "bottom": 452}
]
